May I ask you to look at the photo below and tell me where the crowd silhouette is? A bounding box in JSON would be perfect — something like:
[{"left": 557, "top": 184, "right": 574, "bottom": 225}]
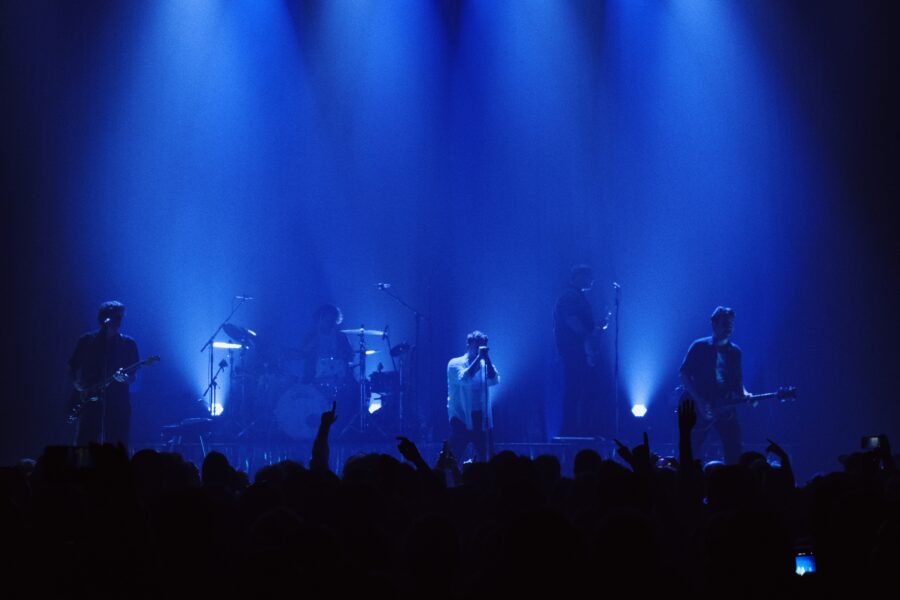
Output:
[{"left": 1, "top": 399, "right": 896, "bottom": 598}]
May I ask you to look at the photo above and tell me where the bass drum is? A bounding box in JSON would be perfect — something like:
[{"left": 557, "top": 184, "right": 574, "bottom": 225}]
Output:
[{"left": 274, "top": 383, "right": 330, "bottom": 440}]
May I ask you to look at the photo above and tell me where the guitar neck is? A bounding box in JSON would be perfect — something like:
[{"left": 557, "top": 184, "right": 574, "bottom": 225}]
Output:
[{"left": 747, "top": 392, "right": 778, "bottom": 402}]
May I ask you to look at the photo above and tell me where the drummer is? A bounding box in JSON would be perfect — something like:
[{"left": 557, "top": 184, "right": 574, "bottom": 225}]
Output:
[{"left": 301, "top": 304, "right": 354, "bottom": 384}]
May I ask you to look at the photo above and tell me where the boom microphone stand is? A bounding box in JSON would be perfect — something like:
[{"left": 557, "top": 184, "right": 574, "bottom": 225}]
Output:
[
  {"left": 376, "top": 283, "right": 427, "bottom": 435},
  {"left": 200, "top": 296, "right": 250, "bottom": 416},
  {"left": 613, "top": 282, "right": 621, "bottom": 439}
]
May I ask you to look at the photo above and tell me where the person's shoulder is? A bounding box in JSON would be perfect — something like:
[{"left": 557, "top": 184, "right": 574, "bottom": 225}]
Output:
[
  {"left": 728, "top": 341, "right": 742, "bottom": 353},
  {"left": 120, "top": 333, "right": 138, "bottom": 345},
  {"left": 447, "top": 355, "right": 467, "bottom": 368},
  {"left": 77, "top": 331, "right": 99, "bottom": 344},
  {"left": 689, "top": 336, "right": 713, "bottom": 349}
]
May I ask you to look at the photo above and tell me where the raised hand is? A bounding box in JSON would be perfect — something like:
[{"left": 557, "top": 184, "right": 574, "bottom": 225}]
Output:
[
  {"left": 633, "top": 431, "right": 652, "bottom": 470},
  {"left": 320, "top": 401, "right": 338, "bottom": 428},
  {"left": 678, "top": 398, "right": 697, "bottom": 434},
  {"left": 615, "top": 432, "right": 653, "bottom": 473},
  {"left": 613, "top": 438, "right": 633, "bottom": 466},
  {"left": 765, "top": 438, "right": 788, "bottom": 461},
  {"left": 397, "top": 436, "right": 428, "bottom": 470}
]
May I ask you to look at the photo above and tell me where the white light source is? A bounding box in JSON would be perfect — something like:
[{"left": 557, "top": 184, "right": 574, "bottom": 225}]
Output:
[
  {"left": 631, "top": 404, "right": 648, "bottom": 418},
  {"left": 210, "top": 401, "right": 224, "bottom": 416},
  {"left": 213, "top": 341, "right": 242, "bottom": 349}
]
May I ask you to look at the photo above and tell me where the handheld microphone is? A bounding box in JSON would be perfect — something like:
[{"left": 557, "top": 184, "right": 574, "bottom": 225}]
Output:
[{"left": 103, "top": 317, "right": 112, "bottom": 325}]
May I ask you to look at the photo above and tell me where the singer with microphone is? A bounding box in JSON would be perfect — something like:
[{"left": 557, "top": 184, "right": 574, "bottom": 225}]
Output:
[
  {"left": 447, "top": 330, "right": 500, "bottom": 462},
  {"left": 67, "top": 300, "right": 140, "bottom": 447}
]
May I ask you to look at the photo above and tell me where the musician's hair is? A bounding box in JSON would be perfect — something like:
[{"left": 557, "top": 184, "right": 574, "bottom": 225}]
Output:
[
  {"left": 710, "top": 306, "right": 735, "bottom": 323},
  {"left": 313, "top": 303, "right": 343, "bottom": 325},
  {"left": 97, "top": 300, "right": 126, "bottom": 326},
  {"left": 466, "top": 330, "right": 488, "bottom": 346}
]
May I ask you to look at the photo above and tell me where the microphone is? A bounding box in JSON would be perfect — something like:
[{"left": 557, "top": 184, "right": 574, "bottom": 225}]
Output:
[
  {"left": 235, "top": 295, "right": 255, "bottom": 301},
  {"left": 382, "top": 325, "right": 389, "bottom": 340},
  {"left": 612, "top": 282, "right": 621, "bottom": 290},
  {"left": 103, "top": 317, "right": 112, "bottom": 325},
  {"left": 375, "top": 283, "right": 391, "bottom": 290}
]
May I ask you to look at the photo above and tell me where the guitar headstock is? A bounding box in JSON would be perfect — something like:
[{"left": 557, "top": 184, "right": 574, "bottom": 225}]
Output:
[
  {"left": 776, "top": 386, "right": 797, "bottom": 401},
  {"left": 144, "top": 355, "right": 161, "bottom": 366}
]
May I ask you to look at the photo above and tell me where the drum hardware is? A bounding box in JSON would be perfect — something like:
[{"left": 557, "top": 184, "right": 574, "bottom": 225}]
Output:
[
  {"left": 222, "top": 323, "right": 257, "bottom": 348},
  {"left": 339, "top": 326, "right": 388, "bottom": 439},
  {"left": 339, "top": 328, "right": 387, "bottom": 337},
  {"left": 368, "top": 364, "right": 400, "bottom": 395},
  {"left": 375, "top": 283, "right": 426, "bottom": 435},
  {"left": 389, "top": 342, "right": 410, "bottom": 357},
  {"left": 199, "top": 296, "right": 253, "bottom": 417},
  {"left": 161, "top": 417, "right": 215, "bottom": 456}
]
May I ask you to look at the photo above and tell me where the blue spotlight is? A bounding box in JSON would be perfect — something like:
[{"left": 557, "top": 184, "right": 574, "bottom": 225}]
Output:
[{"left": 631, "top": 404, "right": 648, "bottom": 418}]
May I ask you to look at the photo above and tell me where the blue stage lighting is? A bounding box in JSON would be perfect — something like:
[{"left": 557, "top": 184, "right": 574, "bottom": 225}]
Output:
[
  {"left": 212, "top": 341, "right": 243, "bottom": 349},
  {"left": 631, "top": 404, "right": 648, "bottom": 418}
]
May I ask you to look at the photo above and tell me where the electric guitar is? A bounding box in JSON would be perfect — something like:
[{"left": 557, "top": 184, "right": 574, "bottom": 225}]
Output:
[
  {"left": 67, "top": 355, "right": 160, "bottom": 423},
  {"left": 584, "top": 310, "right": 612, "bottom": 368},
  {"left": 676, "top": 385, "right": 797, "bottom": 431}
]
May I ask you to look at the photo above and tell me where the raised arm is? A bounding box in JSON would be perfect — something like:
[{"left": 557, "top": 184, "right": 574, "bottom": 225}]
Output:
[{"left": 310, "top": 401, "right": 338, "bottom": 471}]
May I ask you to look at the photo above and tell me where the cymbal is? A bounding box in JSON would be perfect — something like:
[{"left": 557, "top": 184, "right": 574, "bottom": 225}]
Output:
[
  {"left": 340, "top": 328, "right": 386, "bottom": 337},
  {"left": 390, "top": 342, "right": 410, "bottom": 357},
  {"left": 223, "top": 323, "right": 257, "bottom": 345}
]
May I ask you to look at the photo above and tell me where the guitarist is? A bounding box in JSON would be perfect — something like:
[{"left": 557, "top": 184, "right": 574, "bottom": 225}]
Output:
[
  {"left": 67, "top": 300, "right": 139, "bottom": 447},
  {"left": 554, "top": 264, "right": 602, "bottom": 436},
  {"left": 679, "top": 306, "right": 746, "bottom": 464}
]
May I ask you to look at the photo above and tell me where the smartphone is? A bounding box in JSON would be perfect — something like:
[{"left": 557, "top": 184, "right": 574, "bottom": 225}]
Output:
[
  {"left": 794, "top": 550, "right": 816, "bottom": 576},
  {"left": 861, "top": 435, "right": 881, "bottom": 450}
]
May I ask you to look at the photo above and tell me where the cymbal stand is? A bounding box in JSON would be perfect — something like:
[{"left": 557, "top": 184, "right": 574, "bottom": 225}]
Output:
[
  {"left": 199, "top": 296, "right": 249, "bottom": 416},
  {"left": 356, "top": 329, "right": 367, "bottom": 432},
  {"left": 340, "top": 327, "right": 376, "bottom": 438},
  {"left": 381, "top": 328, "right": 399, "bottom": 423},
  {"left": 377, "top": 285, "right": 427, "bottom": 435},
  {"left": 199, "top": 358, "right": 229, "bottom": 418}
]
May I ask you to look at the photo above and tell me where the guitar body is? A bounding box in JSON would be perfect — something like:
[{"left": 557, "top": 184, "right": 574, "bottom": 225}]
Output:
[
  {"left": 67, "top": 355, "right": 160, "bottom": 423},
  {"left": 677, "top": 385, "right": 797, "bottom": 434}
]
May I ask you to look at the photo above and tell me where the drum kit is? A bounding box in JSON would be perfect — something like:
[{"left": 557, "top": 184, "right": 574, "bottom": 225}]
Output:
[{"left": 211, "top": 323, "right": 411, "bottom": 443}]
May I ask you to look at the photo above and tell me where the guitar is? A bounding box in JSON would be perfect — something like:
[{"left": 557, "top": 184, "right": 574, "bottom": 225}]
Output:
[
  {"left": 67, "top": 355, "right": 160, "bottom": 423},
  {"left": 584, "top": 310, "right": 612, "bottom": 368},
  {"left": 676, "top": 385, "right": 797, "bottom": 431}
]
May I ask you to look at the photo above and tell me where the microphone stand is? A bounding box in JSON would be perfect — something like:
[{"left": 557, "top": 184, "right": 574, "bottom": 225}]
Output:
[
  {"left": 613, "top": 283, "right": 621, "bottom": 439},
  {"left": 482, "top": 357, "right": 493, "bottom": 461},
  {"left": 377, "top": 285, "right": 427, "bottom": 436},
  {"left": 199, "top": 296, "right": 248, "bottom": 416},
  {"left": 381, "top": 328, "right": 399, "bottom": 424}
]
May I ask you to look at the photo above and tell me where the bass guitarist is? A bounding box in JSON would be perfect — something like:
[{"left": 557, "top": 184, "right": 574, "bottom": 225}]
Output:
[
  {"left": 67, "top": 300, "right": 139, "bottom": 447},
  {"left": 679, "top": 306, "right": 747, "bottom": 464}
]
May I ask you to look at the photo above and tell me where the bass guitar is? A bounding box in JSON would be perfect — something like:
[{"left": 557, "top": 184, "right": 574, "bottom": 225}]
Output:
[
  {"left": 68, "top": 355, "right": 160, "bottom": 423},
  {"left": 676, "top": 385, "right": 797, "bottom": 431}
]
